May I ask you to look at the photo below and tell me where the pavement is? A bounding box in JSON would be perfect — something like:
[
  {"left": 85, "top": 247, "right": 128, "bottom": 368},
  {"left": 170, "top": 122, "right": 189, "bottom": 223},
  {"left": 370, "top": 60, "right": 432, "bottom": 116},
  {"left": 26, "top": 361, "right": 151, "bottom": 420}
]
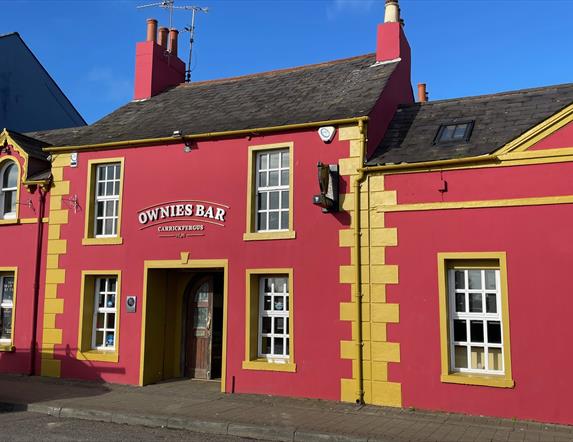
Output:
[{"left": 0, "top": 374, "right": 571, "bottom": 442}]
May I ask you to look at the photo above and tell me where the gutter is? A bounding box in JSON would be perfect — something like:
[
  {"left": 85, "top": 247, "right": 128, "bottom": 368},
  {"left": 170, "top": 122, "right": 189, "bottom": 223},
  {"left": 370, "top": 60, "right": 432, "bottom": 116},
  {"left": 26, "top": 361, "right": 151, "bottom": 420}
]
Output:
[
  {"left": 43, "top": 117, "right": 370, "bottom": 153},
  {"left": 353, "top": 119, "right": 367, "bottom": 405},
  {"left": 30, "top": 186, "right": 47, "bottom": 375},
  {"left": 361, "top": 154, "right": 500, "bottom": 173}
]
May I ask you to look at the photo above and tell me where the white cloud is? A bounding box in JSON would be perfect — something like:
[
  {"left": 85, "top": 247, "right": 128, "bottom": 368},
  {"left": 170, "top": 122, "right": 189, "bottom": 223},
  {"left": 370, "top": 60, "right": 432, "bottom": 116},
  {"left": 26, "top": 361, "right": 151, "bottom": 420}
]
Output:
[
  {"left": 86, "top": 67, "right": 131, "bottom": 103},
  {"left": 327, "top": 0, "right": 377, "bottom": 19}
]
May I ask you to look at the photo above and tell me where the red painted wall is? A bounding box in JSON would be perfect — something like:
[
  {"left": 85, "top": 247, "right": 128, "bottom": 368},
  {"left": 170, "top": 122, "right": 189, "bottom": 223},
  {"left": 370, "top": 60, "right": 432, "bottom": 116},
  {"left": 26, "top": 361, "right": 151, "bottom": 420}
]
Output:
[
  {"left": 384, "top": 159, "right": 573, "bottom": 424},
  {"left": 0, "top": 151, "right": 48, "bottom": 375},
  {"left": 52, "top": 129, "right": 354, "bottom": 399},
  {"left": 529, "top": 120, "right": 573, "bottom": 150}
]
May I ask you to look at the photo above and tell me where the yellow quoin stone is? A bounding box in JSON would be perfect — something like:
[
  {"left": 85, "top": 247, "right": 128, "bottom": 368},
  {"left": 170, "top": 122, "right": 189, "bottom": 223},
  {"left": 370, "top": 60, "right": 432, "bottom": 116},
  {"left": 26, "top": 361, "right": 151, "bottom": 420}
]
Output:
[
  {"left": 338, "top": 143, "right": 403, "bottom": 407},
  {"left": 41, "top": 154, "right": 70, "bottom": 377}
]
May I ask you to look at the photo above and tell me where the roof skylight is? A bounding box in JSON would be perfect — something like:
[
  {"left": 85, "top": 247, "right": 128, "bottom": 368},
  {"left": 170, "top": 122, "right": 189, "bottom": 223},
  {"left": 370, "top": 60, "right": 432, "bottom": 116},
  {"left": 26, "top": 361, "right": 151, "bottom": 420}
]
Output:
[{"left": 434, "top": 121, "right": 474, "bottom": 144}]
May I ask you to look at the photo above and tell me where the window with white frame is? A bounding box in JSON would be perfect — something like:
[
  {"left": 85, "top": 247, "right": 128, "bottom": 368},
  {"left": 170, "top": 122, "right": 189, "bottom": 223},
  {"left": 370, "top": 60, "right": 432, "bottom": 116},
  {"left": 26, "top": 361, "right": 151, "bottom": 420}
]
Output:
[
  {"left": 0, "top": 272, "right": 14, "bottom": 344},
  {"left": 255, "top": 150, "right": 289, "bottom": 231},
  {"left": 258, "top": 276, "right": 289, "bottom": 362},
  {"left": 0, "top": 161, "right": 17, "bottom": 220},
  {"left": 448, "top": 268, "right": 504, "bottom": 374},
  {"left": 94, "top": 163, "right": 121, "bottom": 237},
  {"left": 92, "top": 276, "right": 117, "bottom": 351}
]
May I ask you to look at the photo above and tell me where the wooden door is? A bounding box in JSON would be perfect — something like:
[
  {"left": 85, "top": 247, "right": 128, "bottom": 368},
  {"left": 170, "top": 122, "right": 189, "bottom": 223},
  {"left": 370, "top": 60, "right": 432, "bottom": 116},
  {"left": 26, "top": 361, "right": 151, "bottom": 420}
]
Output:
[{"left": 185, "top": 276, "right": 213, "bottom": 379}]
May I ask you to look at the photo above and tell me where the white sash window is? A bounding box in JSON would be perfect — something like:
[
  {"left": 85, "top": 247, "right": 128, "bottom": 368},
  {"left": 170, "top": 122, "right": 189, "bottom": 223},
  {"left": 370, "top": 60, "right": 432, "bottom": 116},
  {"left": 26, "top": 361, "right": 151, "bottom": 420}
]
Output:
[
  {"left": 448, "top": 268, "right": 504, "bottom": 374},
  {"left": 94, "top": 163, "right": 121, "bottom": 237},
  {"left": 0, "top": 162, "right": 17, "bottom": 220},
  {"left": 258, "top": 276, "right": 289, "bottom": 362}
]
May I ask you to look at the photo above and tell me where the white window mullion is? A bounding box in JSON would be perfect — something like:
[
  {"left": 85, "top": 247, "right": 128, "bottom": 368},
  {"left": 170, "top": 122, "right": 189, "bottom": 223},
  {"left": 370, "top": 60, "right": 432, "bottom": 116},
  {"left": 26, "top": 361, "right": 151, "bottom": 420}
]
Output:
[
  {"left": 255, "top": 150, "right": 289, "bottom": 232},
  {"left": 449, "top": 267, "right": 503, "bottom": 375},
  {"left": 258, "top": 276, "right": 289, "bottom": 362},
  {"left": 94, "top": 163, "right": 120, "bottom": 237},
  {"left": 92, "top": 276, "right": 117, "bottom": 351}
]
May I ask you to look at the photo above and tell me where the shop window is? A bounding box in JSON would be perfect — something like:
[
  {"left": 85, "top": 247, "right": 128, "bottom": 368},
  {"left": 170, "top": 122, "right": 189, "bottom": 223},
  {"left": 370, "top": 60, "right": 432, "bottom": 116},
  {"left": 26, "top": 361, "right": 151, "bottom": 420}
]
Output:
[
  {"left": 83, "top": 158, "right": 124, "bottom": 245},
  {"left": 243, "top": 269, "right": 295, "bottom": 372},
  {"left": 0, "top": 270, "right": 16, "bottom": 350},
  {"left": 0, "top": 161, "right": 18, "bottom": 220},
  {"left": 438, "top": 253, "right": 513, "bottom": 388},
  {"left": 244, "top": 143, "right": 295, "bottom": 241},
  {"left": 77, "top": 272, "right": 121, "bottom": 362}
]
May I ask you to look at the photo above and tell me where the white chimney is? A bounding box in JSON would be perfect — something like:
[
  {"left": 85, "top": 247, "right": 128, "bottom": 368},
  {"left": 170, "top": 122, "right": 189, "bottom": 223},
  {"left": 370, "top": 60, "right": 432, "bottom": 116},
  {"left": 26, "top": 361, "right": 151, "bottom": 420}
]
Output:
[{"left": 384, "top": 0, "right": 401, "bottom": 24}]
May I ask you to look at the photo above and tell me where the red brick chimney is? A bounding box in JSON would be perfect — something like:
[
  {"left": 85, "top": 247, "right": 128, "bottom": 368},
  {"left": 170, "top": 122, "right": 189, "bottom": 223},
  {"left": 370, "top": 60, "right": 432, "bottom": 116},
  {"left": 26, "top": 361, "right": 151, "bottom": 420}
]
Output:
[
  {"left": 133, "top": 18, "right": 186, "bottom": 100},
  {"left": 376, "top": 0, "right": 410, "bottom": 64}
]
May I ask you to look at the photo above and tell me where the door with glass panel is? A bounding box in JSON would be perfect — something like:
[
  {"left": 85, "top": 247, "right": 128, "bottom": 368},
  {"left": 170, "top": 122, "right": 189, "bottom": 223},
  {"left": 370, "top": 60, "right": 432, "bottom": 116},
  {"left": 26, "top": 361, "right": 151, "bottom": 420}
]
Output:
[{"left": 185, "top": 276, "right": 213, "bottom": 379}]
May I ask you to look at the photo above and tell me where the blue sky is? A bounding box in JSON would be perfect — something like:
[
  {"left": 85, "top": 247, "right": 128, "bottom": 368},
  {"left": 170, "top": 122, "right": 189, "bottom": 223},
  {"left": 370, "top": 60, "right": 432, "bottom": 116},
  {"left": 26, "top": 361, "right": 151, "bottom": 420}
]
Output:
[{"left": 3, "top": 0, "right": 572, "bottom": 124}]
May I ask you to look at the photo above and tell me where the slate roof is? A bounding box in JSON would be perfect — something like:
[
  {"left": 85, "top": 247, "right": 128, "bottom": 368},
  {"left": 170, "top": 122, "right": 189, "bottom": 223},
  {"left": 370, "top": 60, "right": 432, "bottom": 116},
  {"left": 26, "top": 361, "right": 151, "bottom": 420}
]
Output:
[
  {"left": 27, "top": 54, "right": 397, "bottom": 148},
  {"left": 8, "top": 130, "right": 50, "bottom": 161},
  {"left": 367, "top": 83, "right": 573, "bottom": 165}
]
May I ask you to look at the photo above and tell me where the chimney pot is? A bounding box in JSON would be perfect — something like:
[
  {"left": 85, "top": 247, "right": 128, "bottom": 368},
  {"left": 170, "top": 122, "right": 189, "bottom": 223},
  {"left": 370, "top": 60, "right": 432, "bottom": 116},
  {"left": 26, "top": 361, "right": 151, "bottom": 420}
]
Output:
[
  {"left": 418, "top": 83, "right": 428, "bottom": 102},
  {"left": 169, "top": 29, "right": 179, "bottom": 57},
  {"left": 158, "top": 27, "right": 169, "bottom": 48},
  {"left": 146, "top": 18, "right": 158, "bottom": 43},
  {"left": 384, "top": 0, "right": 401, "bottom": 24}
]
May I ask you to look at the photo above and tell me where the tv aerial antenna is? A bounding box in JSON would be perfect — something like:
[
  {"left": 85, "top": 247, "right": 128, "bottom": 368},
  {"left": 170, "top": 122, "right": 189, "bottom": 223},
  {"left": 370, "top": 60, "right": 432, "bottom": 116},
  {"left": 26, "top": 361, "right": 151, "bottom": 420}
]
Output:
[{"left": 137, "top": 1, "right": 209, "bottom": 82}]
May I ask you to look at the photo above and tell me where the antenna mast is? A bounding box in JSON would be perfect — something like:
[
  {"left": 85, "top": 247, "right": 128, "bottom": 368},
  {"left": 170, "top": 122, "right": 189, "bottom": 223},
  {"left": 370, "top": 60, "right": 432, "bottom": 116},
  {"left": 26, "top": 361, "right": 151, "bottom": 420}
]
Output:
[
  {"left": 137, "top": 1, "right": 176, "bottom": 30},
  {"left": 137, "top": 1, "right": 208, "bottom": 83},
  {"left": 183, "top": 6, "right": 209, "bottom": 82}
]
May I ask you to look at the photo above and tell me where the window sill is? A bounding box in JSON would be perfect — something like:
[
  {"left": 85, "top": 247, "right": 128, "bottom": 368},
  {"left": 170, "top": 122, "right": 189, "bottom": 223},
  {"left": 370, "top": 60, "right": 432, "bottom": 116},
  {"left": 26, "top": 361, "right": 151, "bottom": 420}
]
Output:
[
  {"left": 0, "top": 344, "right": 15, "bottom": 352},
  {"left": 441, "top": 373, "right": 514, "bottom": 388},
  {"left": 0, "top": 218, "right": 19, "bottom": 226},
  {"left": 77, "top": 350, "right": 119, "bottom": 363},
  {"left": 82, "top": 237, "right": 124, "bottom": 246},
  {"left": 243, "top": 231, "right": 296, "bottom": 241},
  {"left": 242, "top": 359, "right": 296, "bottom": 372}
]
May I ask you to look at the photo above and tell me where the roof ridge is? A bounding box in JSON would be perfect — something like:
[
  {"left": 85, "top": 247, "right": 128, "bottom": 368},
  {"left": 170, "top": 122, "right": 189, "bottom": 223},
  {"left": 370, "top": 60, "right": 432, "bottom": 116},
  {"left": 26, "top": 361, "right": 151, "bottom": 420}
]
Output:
[
  {"left": 0, "top": 32, "right": 19, "bottom": 39},
  {"left": 399, "top": 82, "right": 573, "bottom": 108},
  {"left": 179, "top": 53, "right": 376, "bottom": 88}
]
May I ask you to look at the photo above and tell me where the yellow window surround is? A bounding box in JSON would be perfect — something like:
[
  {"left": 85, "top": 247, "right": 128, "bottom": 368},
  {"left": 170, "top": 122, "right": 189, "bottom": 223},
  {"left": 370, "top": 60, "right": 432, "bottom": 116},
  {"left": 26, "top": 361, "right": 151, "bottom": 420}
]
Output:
[
  {"left": 82, "top": 158, "right": 125, "bottom": 246},
  {"left": 0, "top": 268, "right": 17, "bottom": 352},
  {"left": 243, "top": 143, "right": 296, "bottom": 241},
  {"left": 437, "top": 252, "right": 514, "bottom": 388},
  {"left": 243, "top": 268, "right": 296, "bottom": 372},
  {"left": 77, "top": 270, "right": 121, "bottom": 363}
]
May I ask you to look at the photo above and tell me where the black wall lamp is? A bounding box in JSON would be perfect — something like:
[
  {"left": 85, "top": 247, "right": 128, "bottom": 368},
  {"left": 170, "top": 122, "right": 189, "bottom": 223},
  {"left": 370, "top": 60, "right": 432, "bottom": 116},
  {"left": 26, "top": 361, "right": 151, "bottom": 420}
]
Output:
[
  {"left": 312, "top": 162, "right": 339, "bottom": 213},
  {"left": 0, "top": 140, "right": 12, "bottom": 154}
]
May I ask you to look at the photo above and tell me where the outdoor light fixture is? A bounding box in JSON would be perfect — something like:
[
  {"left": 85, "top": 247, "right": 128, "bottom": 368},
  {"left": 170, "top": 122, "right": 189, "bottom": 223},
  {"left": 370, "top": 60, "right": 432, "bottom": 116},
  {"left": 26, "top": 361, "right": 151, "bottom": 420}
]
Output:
[
  {"left": 0, "top": 140, "right": 12, "bottom": 155},
  {"left": 312, "top": 162, "right": 339, "bottom": 213}
]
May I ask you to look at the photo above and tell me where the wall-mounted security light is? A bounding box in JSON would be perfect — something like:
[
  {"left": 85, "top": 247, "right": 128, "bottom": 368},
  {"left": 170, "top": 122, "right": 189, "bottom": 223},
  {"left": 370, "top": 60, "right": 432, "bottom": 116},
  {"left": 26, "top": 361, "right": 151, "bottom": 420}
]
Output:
[
  {"left": 318, "top": 126, "right": 336, "bottom": 143},
  {"left": 312, "top": 162, "right": 339, "bottom": 213}
]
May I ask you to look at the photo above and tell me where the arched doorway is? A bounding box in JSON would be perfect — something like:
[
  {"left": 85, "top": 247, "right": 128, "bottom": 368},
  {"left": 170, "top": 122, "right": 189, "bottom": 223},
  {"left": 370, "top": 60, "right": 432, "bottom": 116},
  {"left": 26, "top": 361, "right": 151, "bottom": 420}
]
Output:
[{"left": 182, "top": 273, "right": 223, "bottom": 379}]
